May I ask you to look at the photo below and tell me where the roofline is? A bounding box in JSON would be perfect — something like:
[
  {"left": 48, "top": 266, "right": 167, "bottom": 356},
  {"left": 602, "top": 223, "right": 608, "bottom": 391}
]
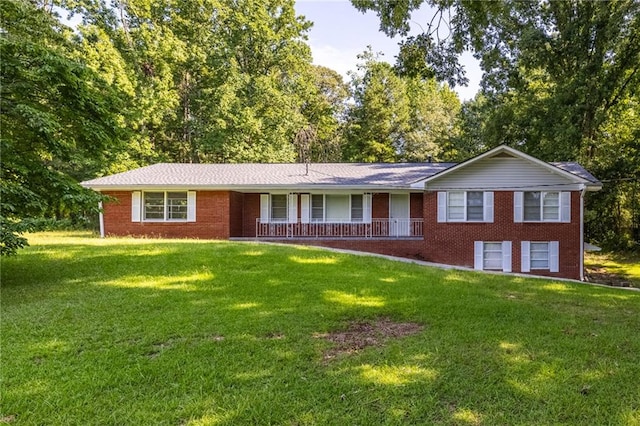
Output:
[
  {"left": 81, "top": 184, "right": 420, "bottom": 192},
  {"left": 420, "top": 145, "right": 599, "bottom": 187}
]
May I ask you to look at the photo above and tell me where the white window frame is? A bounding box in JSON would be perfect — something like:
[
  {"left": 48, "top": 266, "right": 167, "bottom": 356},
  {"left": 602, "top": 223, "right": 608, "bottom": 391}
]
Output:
[
  {"left": 515, "top": 191, "right": 570, "bottom": 223},
  {"left": 438, "top": 191, "right": 493, "bottom": 223},
  {"left": 269, "top": 194, "right": 288, "bottom": 223},
  {"left": 474, "top": 241, "right": 512, "bottom": 272},
  {"left": 138, "top": 191, "right": 194, "bottom": 222},
  {"left": 521, "top": 241, "right": 559, "bottom": 272},
  {"left": 258, "top": 193, "right": 298, "bottom": 223},
  {"left": 305, "top": 193, "right": 370, "bottom": 224}
]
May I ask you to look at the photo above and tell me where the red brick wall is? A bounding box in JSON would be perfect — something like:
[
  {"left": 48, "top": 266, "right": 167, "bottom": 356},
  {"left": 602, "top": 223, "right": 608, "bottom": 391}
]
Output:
[
  {"left": 243, "top": 193, "right": 261, "bottom": 237},
  {"left": 102, "top": 189, "right": 582, "bottom": 280},
  {"left": 372, "top": 193, "right": 389, "bottom": 218},
  {"left": 410, "top": 193, "right": 423, "bottom": 219},
  {"left": 421, "top": 191, "right": 582, "bottom": 280},
  {"left": 102, "top": 190, "right": 232, "bottom": 239},
  {"left": 271, "top": 238, "right": 427, "bottom": 260},
  {"left": 229, "top": 191, "right": 244, "bottom": 237}
]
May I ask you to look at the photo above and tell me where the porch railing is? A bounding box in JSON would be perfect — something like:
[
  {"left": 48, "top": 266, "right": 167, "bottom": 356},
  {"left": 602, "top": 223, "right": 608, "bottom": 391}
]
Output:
[{"left": 255, "top": 218, "right": 423, "bottom": 239}]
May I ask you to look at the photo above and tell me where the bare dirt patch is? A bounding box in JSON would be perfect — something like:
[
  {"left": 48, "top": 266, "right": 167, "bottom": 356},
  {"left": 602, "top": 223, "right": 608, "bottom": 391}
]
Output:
[{"left": 315, "top": 317, "right": 424, "bottom": 361}]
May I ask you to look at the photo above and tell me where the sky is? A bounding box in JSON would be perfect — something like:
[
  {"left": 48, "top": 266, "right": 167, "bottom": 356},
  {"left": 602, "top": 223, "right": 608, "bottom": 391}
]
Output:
[{"left": 294, "top": 0, "right": 482, "bottom": 101}]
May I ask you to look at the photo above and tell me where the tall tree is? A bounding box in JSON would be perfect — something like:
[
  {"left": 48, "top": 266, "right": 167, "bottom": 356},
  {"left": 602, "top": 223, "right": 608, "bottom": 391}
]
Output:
[
  {"left": 355, "top": 0, "right": 640, "bottom": 248},
  {"left": 343, "top": 49, "right": 410, "bottom": 162},
  {"left": 74, "top": 0, "right": 318, "bottom": 164},
  {"left": 353, "top": 0, "right": 640, "bottom": 160},
  {"left": 343, "top": 48, "right": 460, "bottom": 162},
  {"left": 1, "top": 0, "right": 123, "bottom": 254}
]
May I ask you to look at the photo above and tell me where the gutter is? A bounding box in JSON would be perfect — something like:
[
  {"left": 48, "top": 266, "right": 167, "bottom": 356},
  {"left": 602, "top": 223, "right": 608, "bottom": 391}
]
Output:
[{"left": 579, "top": 184, "right": 586, "bottom": 281}]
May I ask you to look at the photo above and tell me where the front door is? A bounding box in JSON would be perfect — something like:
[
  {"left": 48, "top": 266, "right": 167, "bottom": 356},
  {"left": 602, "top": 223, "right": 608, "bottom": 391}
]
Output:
[{"left": 390, "top": 194, "right": 410, "bottom": 236}]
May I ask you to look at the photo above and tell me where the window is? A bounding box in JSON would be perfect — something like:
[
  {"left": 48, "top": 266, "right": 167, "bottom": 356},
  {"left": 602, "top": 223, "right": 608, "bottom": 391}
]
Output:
[
  {"left": 144, "top": 192, "right": 165, "bottom": 220},
  {"left": 304, "top": 194, "right": 370, "bottom": 223},
  {"left": 439, "top": 191, "right": 493, "bottom": 222},
  {"left": 140, "top": 191, "right": 193, "bottom": 222},
  {"left": 270, "top": 194, "right": 288, "bottom": 222},
  {"left": 483, "top": 242, "right": 503, "bottom": 270},
  {"left": 311, "top": 194, "right": 324, "bottom": 222},
  {"left": 530, "top": 242, "right": 550, "bottom": 269},
  {"left": 167, "top": 192, "right": 188, "bottom": 220},
  {"left": 523, "top": 191, "right": 560, "bottom": 221},
  {"left": 351, "top": 194, "right": 363, "bottom": 222},
  {"left": 474, "top": 241, "right": 512, "bottom": 272},
  {"left": 447, "top": 192, "right": 465, "bottom": 220},
  {"left": 521, "top": 241, "right": 559, "bottom": 272},
  {"left": 467, "top": 191, "right": 484, "bottom": 221}
]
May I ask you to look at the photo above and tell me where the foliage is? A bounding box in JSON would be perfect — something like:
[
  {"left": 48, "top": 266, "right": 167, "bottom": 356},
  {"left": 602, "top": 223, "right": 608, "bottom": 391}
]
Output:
[
  {"left": 343, "top": 48, "right": 459, "bottom": 162},
  {"left": 2, "top": 233, "right": 640, "bottom": 423},
  {"left": 0, "top": 0, "right": 122, "bottom": 255},
  {"left": 72, "top": 0, "right": 321, "bottom": 164},
  {"left": 354, "top": 0, "right": 640, "bottom": 247}
]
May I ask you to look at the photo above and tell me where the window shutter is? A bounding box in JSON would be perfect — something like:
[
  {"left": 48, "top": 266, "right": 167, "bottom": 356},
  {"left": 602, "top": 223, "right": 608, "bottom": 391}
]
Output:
[
  {"left": 437, "top": 192, "right": 447, "bottom": 222},
  {"left": 288, "top": 193, "right": 298, "bottom": 223},
  {"left": 484, "top": 192, "right": 494, "bottom": 223},
  {"left": 474, "top": 241, "right": 483, "bottom": 270},
  {"left": 521, "top": 241, "right": 531, "bottom": 272},
  {"left": 300, "top": 194, "right": 310, "bottom": 224},
  {"left": 187, "top": 191, "right": 196, "bottom": 222},
  {"left": 260, "top": 194, "right": 269, "bottom": 223},
  {"left": 560, "top": 192, "right": 571, "bottom": 222},
  {"left": 549, "top": 241, "right": 559, "bottom": 272},
  {"left": 363, "top": 193, "right": 372, "bottom": 223},
  {"left": 502, "top": 241, "right": 512, "bottom": 272},
  {"left": 514, "top": 192, "right": 523, "bottom": 222},
  {"left": 131, "top": 191, "right": 141, "bottom": 222}
]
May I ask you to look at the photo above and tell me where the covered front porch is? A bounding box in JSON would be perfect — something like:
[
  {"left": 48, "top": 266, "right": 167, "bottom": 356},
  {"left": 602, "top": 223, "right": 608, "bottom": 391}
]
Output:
[{"left": 255, "top": 218, "right": 424, "bottom": 239}]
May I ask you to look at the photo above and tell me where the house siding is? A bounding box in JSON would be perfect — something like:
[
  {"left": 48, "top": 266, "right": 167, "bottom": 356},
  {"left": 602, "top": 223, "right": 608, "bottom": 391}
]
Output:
[
  {"left": 427, "top": 157, "right": 577, "bottom": 190},
  {"left": 421, "top": 191, "right": 582, "bottom": 280}
]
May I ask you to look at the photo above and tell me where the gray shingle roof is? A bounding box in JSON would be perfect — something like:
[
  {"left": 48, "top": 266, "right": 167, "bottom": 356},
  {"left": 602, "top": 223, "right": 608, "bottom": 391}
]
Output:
[
  {"left": 81, "top": 161, "right": 599, "bottom": 190},
  {"left": 550, "top": 162, "right": 600, "bottom": 183},
  {"left": 81, "top": 162, "right": 455, "bottom": 189}
]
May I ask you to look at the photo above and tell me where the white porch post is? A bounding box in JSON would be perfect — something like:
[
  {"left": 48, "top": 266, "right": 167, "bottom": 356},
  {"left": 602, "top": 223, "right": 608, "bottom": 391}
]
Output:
[
  {"left": 98, "top": 201, "right": 105, "bottom": 238},
  {"left": 580, "top": 185, "right": 586, "bottom": 281}
]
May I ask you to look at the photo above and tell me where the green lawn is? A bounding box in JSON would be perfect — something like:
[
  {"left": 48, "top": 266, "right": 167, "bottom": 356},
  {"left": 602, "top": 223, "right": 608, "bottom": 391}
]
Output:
[
  {"left": 585, "top": 252, "right": 640, "bottom": 288},
  {"left": 2, "top": 232, "right": 639, "bottom": 425}
]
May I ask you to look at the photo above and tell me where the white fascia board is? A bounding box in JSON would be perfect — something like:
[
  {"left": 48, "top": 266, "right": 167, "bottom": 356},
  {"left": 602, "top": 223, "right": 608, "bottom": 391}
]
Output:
[
  {"left": 424, "top": 184, "right": 587, "bottom": 192},
  {"left": 421, "top": 145, "right": 594, "bottom": 187},
  {"left": 82, "top": 184, "right": 415, "bottom": 192}
]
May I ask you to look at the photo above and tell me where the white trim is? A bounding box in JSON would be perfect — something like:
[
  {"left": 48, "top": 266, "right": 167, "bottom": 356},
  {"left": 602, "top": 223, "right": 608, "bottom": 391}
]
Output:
[
  {"left": 363, "top": 193, "right": 372, "bottom": 224},
  {"left": 437, "top": 192, "right": 447, "bottom": 222},
  {"left": 521, "top": 241, "right": 531, "bottom": 272},
  {"left": 300, "top": 194, "right": 310, "bottom": 224},
  {"left": 288, "top": 193, "right": 298, "bottom": 224},
  {"left": 260, "top": 194, "right": 269, "bottom": 222},
  {"left": 514, "top": 192, "right": 523, "bottom": 222},
  {"left": 579, "top": 185, "right": 586, "bottom": 280},
  {"left": 98, "top": 201, "right": 105, "bottom": 238},
  {"left": 474, "top": 241, "right": 483, "bottom": 270},
  {"left": 422, "top": 145, "right": 594, "bottom": 186},
  {"left": 131, "top": 191, "right": 141, "bottom": 222},
  {"left": 502, "top": 241, "right": 512, "bottom": 272},
  {"left": 484, "top": 192, "right": 494, "bottom": 223},
  {"left": 187, "top": 191, "right": 196, "bottom": 222},
  {"left": 561, "top": 191, "right": 571, "bottom": 222},
  {"left": 549, "top": 241, "right": 560, "bottom": 273}
]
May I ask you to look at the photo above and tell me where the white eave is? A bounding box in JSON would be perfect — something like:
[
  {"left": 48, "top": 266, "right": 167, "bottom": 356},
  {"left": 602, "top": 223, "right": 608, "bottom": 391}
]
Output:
[{"left": 416, "top": 145, "right": 601, "bottom": 191}]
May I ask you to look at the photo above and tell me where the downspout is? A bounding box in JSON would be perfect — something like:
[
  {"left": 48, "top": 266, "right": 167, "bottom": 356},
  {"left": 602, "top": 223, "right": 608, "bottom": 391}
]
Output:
[
  {"left": 98, "top": 201, "right": 105, "bottom": 238},
  {"left": 579, "top": 184, "right": 586, "bottom": 281}
]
